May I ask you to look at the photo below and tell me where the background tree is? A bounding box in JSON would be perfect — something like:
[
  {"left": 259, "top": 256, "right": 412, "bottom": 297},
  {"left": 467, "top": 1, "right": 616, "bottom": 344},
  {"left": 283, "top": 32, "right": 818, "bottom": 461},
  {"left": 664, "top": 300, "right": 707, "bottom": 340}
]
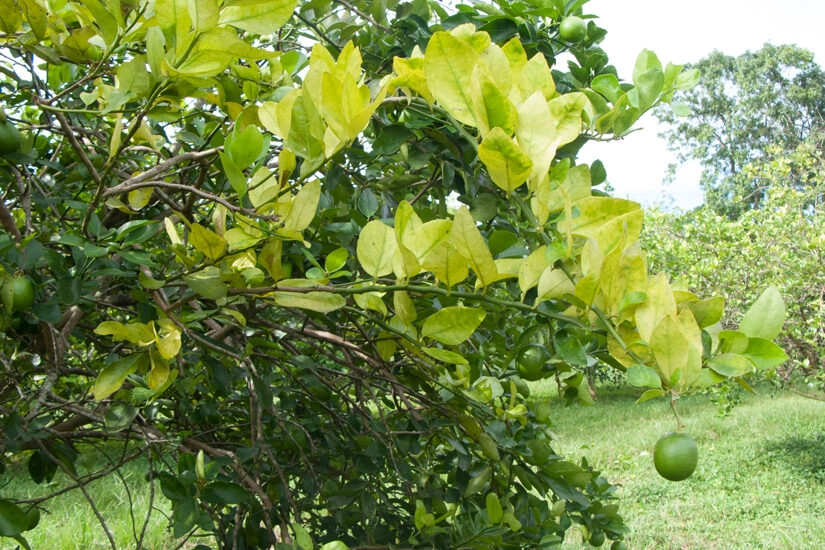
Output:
[
  {"left": 643, "top": 142, "right": 825, "bottom": 403},
  {"left": 655, "top": 44, "right": 825, "bottom": 218},
  {"left": 0, "top": 1, "right": 785, "bottom": 549}
]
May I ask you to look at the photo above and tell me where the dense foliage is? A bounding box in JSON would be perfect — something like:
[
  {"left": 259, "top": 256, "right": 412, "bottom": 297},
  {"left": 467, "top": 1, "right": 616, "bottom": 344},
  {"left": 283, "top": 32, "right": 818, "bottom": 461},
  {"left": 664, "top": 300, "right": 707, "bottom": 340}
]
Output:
[
  {"left": 0, "top": 1, "right": 786, "bottom": 548},
  {"left": 644, "top": 144, "right": 825, "bottom": 393},
  {"left": 655, "top": 44, "right": 825, "bottom": 218}
]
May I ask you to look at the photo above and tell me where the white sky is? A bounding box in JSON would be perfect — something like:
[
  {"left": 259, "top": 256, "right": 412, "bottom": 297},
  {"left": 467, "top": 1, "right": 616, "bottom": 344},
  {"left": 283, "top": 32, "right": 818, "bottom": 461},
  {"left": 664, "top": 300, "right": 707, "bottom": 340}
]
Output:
[{"left": 579, "top": 0, "right": 825, "bottom": 210}]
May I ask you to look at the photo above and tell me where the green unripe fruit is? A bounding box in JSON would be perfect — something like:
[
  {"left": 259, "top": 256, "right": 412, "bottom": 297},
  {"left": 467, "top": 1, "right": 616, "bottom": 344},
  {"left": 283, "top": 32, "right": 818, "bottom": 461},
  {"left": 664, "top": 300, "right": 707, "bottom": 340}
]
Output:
[
  {"left": 653, "top": 432, "right": 698, "bottom": 481},
  {"left": 516, "top": 344, "right": 552, "bottom": 381},
  {"left": 559, "top": 16, "right": 587, "bottom": 43},
  {"left": 0, "top": 119, "right": 21, "bottom": 154},
  {"left": 589, "top": 530, "right": 606, "bottom": 547},
  {"left": 11, "top": 277, "right": 35, "bottom": 313}
]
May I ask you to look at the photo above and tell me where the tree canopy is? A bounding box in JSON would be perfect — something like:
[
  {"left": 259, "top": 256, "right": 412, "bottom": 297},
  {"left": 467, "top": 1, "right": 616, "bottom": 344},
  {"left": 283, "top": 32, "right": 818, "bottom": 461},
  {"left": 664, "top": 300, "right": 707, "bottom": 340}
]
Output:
[
  {"left": 655, "top": 44, "right": 825, "bottom": 218},
  {"left": 0, "top": 1, "right": 786, "bottom": 548}
]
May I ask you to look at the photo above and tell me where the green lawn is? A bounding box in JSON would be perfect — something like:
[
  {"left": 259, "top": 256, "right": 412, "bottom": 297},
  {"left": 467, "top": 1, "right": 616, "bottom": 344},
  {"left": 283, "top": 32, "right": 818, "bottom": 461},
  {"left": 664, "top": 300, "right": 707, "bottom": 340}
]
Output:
[{"left": 536, "top": 383, "right": 825, "bottom": 549}]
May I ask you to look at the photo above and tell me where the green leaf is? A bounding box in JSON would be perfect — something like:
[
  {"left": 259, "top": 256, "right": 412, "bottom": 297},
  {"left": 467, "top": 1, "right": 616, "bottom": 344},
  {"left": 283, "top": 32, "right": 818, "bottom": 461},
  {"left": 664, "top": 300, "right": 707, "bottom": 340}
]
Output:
[
  {"left": 0, "top": 500, "right": 28, "bottom": 537},
  {"left": 104, "top": 401, "right": 139, "bottom": 432},
  {"left": 684, "top": 296, "right": 724, "bottom": 328},
  {"left": 218, "top": 0, "right": 298, "bottom": 35},
  {"left": 272, "top": 291, "right": 346, "bottom": 313},
  {"left": 637, "top": 388, "right": 666, "bottom": 403},
  {"left": 94, "top": 353, "right": 149, "bottom": 400},
  {"left": 173, "top": 497, "right": 199, "bottom": 538},
  {"left": 738, "top": 285, "right": 786, "bottom": 339},
  {"left": 200, "top": 481, "right": 250, "bottom": 505},
  {"left": 486, "top": 492, "right": 503, "bottom": 523},
  {"left": 319, "top": 542, "right": 349, "bottom": 550},
  {"left": 421, "top": 347, "right": 469, "bottom": 365},
  {"left": 626, "top": 364, "right": 661, "bottom": 389},
  {"left": 478, "top": 127, "right": 533, "bottom": 193},
  {"left": 357, "top": 219, "right": 397, "bottom": 278},
  {"left": 184, "top": 266, "right": 228, "bottom": 299},
  {"left": 293, "top": 523, "right": 313, "bottom": 550},
  {"left": 743, "top": 337, "right": 789, "bottom": 370},
  {"left": 226, "top": 123, "right": 264, "bottom": 169},
  {"left": 707, "top": 353, "right": 755, "bottom": 378},
  {"left": 421, "top": 306, "right": 486, "bottom": 345}
]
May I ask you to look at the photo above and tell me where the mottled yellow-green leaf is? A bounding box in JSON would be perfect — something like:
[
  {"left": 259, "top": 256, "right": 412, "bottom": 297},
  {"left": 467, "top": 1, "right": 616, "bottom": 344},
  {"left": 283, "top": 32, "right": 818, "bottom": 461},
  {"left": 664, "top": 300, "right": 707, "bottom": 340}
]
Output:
[
  {"left": 479, "top": 44, "right": 512, "bottom": 98},
  {"left": 184, "top": 266, "right": 228, "bottom": 299},
  {"left": 421, "top": 241, "right": 469, "bottom": 287},
  {"left": 0, "top": 0, "right": 22, "bottom": 34},
  {"left": 393, "top": 291, "right": 417, "bottom": 325},
  {"left": 518, "top": 245, "right": 549, "bottom": 296},
  {"left": 450, "top": 206, "right": 497, "bottom": 287},
  {"left": 478, "top": 127, "right": 532, "bottom": 193},
  {"left": 147, "top": 346, "right": 170, "bottom": 390},
  {"left": 557, "top": 196, "right": 643, "bottom": 254},
  {"left": 421, "top": 305, "right": 486, "bottom": 345},
  {"left": 128, "top": 187, "right": 154, "bottom": 210},
  {"left": 394, "top": 200, "right": 423, "bottom": 244},
  {"left": 600, "top": 241, "right": 648, "bottom": 318},
  {"left": 283, "top": 180, "right": 320, "bottom": 232},
  {"left": 357, "top": 219, "right": 397, "bottom": 278},
  {"left": 650, "top": 315, "right": 689, "bottom": 389},
  {"left": 531, "top": 163, "right": 591, "bottom": 224},
  {"left": 403, "top": 219, "right": 453, "bottom": 262},
  {"left": 95, "top": 321, "right": 156, "bottom": 346},
  {"left": 272, "top": 290, "right": 346, "bottom": 313},
  {"left": 189, "top": 0, "right": 219, "bottom": 32},
  {"left": 518, "top": 53, "right": 556, "bottom": 102},
  {"left": 353, "top": 290, "right": 388, "bottom": 315},
  {"left": 154, "top": 318, "right": 182, "bottom": 360},
  {"left": 516, "top": 92, "right": 555, "bottom": 189},
  {"left": 635, "top": 272, "right": 676, "bottom": 342},
  {"left": 190, "top": 223, "right": 227, "bottom": 261},
  {"left": 424, "top": 31, "right": 480, "bottom": 127},
  {"left": 537, "top": 267, "right": 574, "bottom": 302},
  {"left": 94, "top": 352, "right": 149, "bottom": 400},
  {"left": 392, "top": 243, "right": 421, "bottom": 279},
  {"left": 258, "top": 238, "right": 285, "bottom": 281},
  {"left": 392, "top": 55, "right": 434, "bottom": 103},
  {"left": 218, "top": 0, "right": 297, "bottom": 35}
]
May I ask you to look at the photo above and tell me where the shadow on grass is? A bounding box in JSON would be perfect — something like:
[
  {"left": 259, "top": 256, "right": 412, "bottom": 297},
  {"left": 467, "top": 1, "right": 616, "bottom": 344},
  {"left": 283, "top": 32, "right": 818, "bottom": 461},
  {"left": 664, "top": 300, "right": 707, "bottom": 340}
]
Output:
[{"left": 763, "top": 433, "right": 825, "bottom": 483}]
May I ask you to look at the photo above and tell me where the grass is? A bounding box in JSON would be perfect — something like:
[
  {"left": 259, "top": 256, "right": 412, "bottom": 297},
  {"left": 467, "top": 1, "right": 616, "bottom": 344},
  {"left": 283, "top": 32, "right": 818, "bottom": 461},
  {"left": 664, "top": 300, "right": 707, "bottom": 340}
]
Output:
[
  {"left": 3, "top": 386, "right": 824, "bottom": 549},
  {"left": 0, "top": 446, "right": 213, "bottom": 550},
  {"left": 534, "top": 383, "right": 825, "bottom": 549}
]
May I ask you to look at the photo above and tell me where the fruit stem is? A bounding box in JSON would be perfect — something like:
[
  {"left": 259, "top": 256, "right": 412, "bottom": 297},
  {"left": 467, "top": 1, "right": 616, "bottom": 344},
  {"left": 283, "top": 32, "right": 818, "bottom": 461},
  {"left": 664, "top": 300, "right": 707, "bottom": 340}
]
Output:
[{"left": 669, "top": 393, "right": 685, "bottom": 431}]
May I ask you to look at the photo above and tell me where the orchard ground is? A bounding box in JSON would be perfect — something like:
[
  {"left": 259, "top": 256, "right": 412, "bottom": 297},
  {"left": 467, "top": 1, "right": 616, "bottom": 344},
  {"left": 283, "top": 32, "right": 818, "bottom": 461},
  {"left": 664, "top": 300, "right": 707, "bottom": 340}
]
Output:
[
  {"left": 4, "top": 383, "right": 824, "bottom": 549},
  {"left": 538, "top": 383, "right": 825, "bottom": 549}
]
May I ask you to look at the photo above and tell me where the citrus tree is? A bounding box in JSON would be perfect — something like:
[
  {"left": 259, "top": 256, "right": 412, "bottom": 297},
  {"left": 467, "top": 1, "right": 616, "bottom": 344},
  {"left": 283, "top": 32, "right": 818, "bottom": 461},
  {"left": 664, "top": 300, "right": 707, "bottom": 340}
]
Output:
[{"left": 0, "top": 0, "right": 787, "bottom": 548}]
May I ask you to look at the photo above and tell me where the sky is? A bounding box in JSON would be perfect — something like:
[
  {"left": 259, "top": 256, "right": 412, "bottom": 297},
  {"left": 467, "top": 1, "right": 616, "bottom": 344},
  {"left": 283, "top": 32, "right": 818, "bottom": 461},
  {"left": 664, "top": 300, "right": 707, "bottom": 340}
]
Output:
[{"left": 578, "top": 0, "right": 825, "bottom": 210}]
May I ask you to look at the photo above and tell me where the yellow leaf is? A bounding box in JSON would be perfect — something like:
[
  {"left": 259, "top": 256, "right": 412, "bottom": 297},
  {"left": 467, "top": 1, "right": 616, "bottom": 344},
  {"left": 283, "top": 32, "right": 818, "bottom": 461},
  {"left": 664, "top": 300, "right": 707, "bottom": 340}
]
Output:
[{"left": 190, "top": 223, "right": 227, "bottom": 261}]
